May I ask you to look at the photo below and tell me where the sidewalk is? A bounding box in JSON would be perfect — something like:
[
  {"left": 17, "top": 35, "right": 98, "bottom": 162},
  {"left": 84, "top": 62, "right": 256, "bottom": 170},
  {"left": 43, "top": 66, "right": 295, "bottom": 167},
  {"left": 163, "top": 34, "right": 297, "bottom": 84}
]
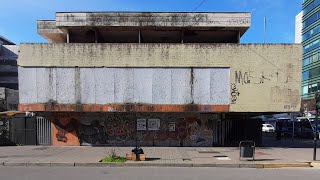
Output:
[{"left": 0, "top": 146, "right": 318, "bottom": 168}]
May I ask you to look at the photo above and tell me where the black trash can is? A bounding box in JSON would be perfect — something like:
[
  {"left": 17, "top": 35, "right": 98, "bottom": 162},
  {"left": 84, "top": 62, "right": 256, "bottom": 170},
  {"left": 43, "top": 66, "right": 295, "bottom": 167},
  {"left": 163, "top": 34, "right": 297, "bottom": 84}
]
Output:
[{"left": 239, "top": 141, "right": 255, "bottom": 160}]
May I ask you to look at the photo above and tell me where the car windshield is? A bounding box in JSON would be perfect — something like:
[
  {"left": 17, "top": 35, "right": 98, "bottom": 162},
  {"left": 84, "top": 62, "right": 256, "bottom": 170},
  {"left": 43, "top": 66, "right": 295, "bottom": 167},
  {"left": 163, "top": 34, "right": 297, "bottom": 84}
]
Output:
[{"left": 267, "top": 125, "right": 273, "bottom": 127}]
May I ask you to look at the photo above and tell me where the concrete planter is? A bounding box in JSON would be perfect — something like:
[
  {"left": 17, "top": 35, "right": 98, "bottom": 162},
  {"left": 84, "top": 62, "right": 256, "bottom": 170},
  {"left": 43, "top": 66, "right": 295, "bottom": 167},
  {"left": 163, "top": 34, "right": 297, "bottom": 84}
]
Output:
[{"left": 128, "top": 153, "right": 146, "bottom": 161}]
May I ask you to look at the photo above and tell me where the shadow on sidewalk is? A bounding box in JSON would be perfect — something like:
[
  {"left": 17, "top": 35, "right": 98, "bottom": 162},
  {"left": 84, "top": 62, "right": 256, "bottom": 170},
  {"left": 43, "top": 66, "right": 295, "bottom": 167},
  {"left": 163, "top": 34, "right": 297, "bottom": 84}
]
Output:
[
  {"left": 260, "top": 135, "right": 320, "bottom": 148},
  {"left": 145, "top": 158, "right": 161, "bottom": 161},
  {"left": 252, "top": 159, "right": 280, "bottom": 162}
]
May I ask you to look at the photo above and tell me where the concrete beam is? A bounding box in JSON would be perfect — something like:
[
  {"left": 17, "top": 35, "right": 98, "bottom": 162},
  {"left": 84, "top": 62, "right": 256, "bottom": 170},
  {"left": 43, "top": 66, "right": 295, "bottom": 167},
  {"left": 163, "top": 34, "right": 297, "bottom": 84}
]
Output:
[
  {"left": 55, "top": 12, "right": 251, "bottom": 30},
  {"left": 18, "top": 43, "right": 301, "bottom": 68},
  {"left": 37, "top": 21, "right": 66, "bottom": 43},
  {"left": 38, "top": 12, "right": 250, "bottom": 42}
]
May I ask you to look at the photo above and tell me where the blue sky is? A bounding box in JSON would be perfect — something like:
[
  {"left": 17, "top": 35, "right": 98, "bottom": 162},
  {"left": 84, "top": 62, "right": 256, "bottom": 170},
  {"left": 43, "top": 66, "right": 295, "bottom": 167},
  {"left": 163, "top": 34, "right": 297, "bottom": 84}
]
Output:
[{"left": 0, "top": 0, "right": 302, "bottom": 44}]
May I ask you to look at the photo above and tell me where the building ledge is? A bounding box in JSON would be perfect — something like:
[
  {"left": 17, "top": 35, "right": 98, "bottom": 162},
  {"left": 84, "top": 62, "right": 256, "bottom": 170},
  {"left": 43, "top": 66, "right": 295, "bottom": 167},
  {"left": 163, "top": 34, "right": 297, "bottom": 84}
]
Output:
[{"left": 18, "top": 104, "right": 230, "bottom": 113}]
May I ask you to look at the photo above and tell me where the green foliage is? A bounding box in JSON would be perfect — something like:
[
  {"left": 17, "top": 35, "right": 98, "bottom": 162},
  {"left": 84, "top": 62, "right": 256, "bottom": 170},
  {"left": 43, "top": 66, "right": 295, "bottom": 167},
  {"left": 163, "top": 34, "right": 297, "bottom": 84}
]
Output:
[
  {"left": 100, "top": 147, "right": 126, "bottom": 163},
  {"left": 100, "top": 156, "right": 126, "bottom": 163}
]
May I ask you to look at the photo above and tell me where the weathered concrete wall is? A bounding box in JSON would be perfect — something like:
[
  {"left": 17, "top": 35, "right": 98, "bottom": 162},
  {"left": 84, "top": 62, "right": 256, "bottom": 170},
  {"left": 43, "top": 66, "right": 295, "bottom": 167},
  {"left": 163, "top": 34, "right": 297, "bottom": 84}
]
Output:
[
  {"left": 0, "top": 87, "right": 19, "bottom": 111},
  {"left": 37, "top": 21, "right": 66, "bottom": 43},
  {"left": 18, "top": 67, "right": 230, "bottom": 105},
  {"left": 50, "top": 112, "right": 219, "bottom": 147},
  {"left": 55, "top": 12, "right": 251, "bottom": 28},
  {"left": 18, "top": 43, "right": 302, "bottom": 112}
]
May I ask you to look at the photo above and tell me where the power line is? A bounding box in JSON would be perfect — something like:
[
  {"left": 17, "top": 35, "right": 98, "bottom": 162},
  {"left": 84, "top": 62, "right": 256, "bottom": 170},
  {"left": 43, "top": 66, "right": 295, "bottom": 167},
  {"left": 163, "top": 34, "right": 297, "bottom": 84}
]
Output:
[{"left": 192, "top": 0, "right": 207, "bottom": 12}]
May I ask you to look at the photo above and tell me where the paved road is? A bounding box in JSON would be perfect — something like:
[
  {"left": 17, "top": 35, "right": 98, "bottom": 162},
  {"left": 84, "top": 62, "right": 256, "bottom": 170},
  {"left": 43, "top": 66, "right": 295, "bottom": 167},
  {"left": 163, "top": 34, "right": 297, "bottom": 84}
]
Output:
[{"left": 0, "top": 167, "right": 320, "bottom": 180}]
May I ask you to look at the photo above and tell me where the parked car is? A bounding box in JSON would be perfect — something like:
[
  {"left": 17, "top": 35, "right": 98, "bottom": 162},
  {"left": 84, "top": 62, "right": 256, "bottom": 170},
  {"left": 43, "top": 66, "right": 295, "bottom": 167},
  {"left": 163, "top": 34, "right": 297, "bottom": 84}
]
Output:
[
  {"left": 262, "top": 124, "right": 275, "bottom": 132},
  {"left": 276, "top": 117, "right": 316, "bottom": 139}
]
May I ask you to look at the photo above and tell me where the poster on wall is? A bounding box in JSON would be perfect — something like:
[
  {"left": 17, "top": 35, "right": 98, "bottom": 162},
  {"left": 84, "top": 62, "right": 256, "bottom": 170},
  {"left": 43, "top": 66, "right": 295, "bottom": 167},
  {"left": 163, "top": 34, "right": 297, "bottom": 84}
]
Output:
[
  {"left": 137, "top": 119, "right": 146, "bottom": 130},
  {"left": 148, "top": 119, "right": 160, "bottom": 130},
  {"left": 169, "top": 122, "right": 175, "bottom": 132}
]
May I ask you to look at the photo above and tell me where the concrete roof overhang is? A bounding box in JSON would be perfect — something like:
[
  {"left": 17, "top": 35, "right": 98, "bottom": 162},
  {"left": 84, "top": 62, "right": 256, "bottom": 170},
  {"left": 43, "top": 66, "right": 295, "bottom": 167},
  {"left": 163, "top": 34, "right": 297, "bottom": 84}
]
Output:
[{"left": 38, "top": 12, "right": 251, "bottom": 43}]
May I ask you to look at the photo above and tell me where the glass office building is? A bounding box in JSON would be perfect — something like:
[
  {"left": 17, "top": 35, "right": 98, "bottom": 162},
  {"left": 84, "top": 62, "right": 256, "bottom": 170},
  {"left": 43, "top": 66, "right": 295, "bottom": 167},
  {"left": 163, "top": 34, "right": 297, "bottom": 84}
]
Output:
[{"left": 302, "top": 0, "right": 320, "bottom": 103}]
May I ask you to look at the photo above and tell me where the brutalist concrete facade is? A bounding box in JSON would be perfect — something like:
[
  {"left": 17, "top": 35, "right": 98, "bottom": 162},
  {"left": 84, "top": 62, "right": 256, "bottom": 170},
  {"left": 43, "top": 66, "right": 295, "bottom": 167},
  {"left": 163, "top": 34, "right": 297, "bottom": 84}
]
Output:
[{"left": 18, "top": 12, "right": 302, "bottom": 146}]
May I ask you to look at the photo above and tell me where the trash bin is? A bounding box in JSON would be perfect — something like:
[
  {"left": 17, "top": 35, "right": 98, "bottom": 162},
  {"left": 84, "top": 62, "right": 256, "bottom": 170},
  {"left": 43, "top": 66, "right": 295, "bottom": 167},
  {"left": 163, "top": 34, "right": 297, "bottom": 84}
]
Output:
[{"left": 239, "top": 141, "right": 255, "bottom": 161}]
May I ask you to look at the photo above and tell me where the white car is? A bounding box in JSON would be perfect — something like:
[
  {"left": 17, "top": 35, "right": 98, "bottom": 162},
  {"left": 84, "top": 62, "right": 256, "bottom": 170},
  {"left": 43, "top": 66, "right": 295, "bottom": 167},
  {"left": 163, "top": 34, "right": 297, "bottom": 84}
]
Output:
[{"left": 262, "top": 124, "right": 275, "bottom": 132}]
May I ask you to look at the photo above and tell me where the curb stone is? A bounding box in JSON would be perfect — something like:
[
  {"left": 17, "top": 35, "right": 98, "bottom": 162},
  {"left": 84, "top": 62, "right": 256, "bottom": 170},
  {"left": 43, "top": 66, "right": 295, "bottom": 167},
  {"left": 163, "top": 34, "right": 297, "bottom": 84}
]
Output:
[
  {"left": 28, "top": 162, "right": 51, "bottom": 167},
  {"left": 261, "top": 163, "right": 311, "bottom": 168},
  {"left": 239, "top": 164, "right": 263, "bottom": 168},
  {"left": 3, "top": 162, "right": 28, "bottom": 166},
  {"left": 0, "top": 162, "right": 312, "bottom": 168},
  {"left": 215, "top": 164, "right": 240, "bottom": 168},
  {"left": 50, "top": 162, "right": 75, "bottom": 167},
  {"left": 75, "top": 163, "right": 125, "bottom": 167},
  {"left": 162, "top": 163, "right": 193, "bottom": 167},
  {"left": 310, "top": 162, "right": 320, "bottom": 167},
  {"left": 193, "top": 163, "right": 216, "bottom": 167}
]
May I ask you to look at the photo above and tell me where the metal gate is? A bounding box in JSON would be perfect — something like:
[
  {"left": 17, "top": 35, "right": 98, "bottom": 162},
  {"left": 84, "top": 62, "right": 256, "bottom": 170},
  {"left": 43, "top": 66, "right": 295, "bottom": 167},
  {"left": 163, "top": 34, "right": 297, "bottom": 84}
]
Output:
[
  {"left": 36, "top": 117, "right": 52, "bottom": 145},
  {"left": 10, "top": 117, "right": 37, "bottom": 145}
]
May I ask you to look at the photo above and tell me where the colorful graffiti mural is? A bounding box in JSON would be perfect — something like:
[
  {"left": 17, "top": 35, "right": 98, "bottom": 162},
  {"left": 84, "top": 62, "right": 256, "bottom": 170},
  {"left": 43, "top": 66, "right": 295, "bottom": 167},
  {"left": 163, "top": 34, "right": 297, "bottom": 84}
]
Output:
[
  {"left": 53, "top": 115, "right": 80, "bottom": 146},
  {"left": 51, "top": 113, "right": 216, "bottom": 147}
]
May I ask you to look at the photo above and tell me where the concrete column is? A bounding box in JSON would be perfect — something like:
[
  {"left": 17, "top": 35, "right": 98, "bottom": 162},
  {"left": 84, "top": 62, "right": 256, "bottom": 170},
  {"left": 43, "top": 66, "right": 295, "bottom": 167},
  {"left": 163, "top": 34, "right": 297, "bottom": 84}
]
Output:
[
  {"left": 95, "top": 29, "right": 98, "bottom": 43},
  {"left": 66, "top": 31, "right": 70, "bottom": 43},
  {"left": 181, "top": 31, "right": 184, "bottom": 43}
]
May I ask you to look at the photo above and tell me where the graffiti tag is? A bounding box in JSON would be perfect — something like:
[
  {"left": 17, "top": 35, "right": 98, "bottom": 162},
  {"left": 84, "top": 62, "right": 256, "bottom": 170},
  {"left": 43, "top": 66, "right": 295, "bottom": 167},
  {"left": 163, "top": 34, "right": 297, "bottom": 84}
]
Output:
[
  {"left": 231, "top": 83, "right": 240, "bottom": 104},
  {"left": 235, "top": 71, "right": 250, "bottom": 85}
]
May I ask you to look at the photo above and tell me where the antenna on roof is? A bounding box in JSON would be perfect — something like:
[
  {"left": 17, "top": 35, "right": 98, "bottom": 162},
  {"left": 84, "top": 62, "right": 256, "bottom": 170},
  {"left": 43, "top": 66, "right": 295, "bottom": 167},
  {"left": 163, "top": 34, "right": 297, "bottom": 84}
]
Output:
[
  {"left": 264, "top": 16, "right": 267, "bottom": 44},
  {"left": 192, "top": 0, "right": 207, "bottom": 12}
]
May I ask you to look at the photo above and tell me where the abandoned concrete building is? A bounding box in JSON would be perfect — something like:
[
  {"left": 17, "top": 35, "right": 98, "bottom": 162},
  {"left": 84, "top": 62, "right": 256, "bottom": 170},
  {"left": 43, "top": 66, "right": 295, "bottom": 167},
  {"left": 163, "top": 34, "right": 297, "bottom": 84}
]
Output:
[{"left": 17, "top": 12, "right": 302, "bottom": 146}]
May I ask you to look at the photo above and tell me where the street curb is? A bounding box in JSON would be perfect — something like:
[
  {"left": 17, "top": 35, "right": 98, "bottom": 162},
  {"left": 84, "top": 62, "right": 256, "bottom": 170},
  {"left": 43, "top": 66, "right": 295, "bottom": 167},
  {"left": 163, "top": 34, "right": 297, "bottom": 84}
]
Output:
[
  {"left": 240, "top": 164, "right": 263, "bottom": 168},
  {"left": 50, "top": 162, "right": 75, "bottom": 167},
  {"left": 0, "top": 162, "right": 312, "bottom": 168},
  {"left": 192, "top": 163, "right": 216, "bottom": 167},
  {"left": 3, "top": 162, "right": 28, "bottom": 166},
  {"left": 260, "top": 163, "right": 311, "bottom": 168},
  {"left": 75, "top": 163, "right": 125, "bottom": 167},
  {"left": 309, "top": 162, "right": 320, "bottom": 167},
  {"left": 28, "top": 162, "right": 51, "bottom": 167}
]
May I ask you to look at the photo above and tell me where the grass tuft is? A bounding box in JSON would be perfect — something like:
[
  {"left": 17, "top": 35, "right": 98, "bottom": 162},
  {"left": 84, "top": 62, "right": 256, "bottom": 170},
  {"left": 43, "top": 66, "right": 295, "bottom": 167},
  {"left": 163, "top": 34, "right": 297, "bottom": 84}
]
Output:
[{"left": 100, "top": 155, "right": 126, "bottom": 163}]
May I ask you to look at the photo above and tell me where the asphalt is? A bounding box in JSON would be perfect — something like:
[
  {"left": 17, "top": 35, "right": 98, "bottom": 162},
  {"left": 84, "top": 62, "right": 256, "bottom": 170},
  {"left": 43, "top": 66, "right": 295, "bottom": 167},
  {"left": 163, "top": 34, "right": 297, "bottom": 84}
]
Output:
[{"left": 2, "top": 167, "right": 320, "bottom": 180}]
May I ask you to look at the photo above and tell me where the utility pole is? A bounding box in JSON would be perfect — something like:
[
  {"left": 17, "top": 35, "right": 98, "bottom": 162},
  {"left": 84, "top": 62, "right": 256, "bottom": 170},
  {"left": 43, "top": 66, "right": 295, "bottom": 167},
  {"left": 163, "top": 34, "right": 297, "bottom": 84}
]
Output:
[{"left": 314, "top": 93, "right": 320, "bottom": 161}]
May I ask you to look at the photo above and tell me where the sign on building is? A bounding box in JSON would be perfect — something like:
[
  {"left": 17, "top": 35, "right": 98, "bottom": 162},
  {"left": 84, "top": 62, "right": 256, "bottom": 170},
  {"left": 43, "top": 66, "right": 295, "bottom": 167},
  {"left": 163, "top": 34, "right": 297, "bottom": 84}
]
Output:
[
  {"left": 137, "top": 119, "right": 147, "bottom": 130},
  {"left": 169, "top": 122, "right": 175, "bottom": 132},
  {"left": 148, "top": 119, "right": 160, "bottom": 130}
]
